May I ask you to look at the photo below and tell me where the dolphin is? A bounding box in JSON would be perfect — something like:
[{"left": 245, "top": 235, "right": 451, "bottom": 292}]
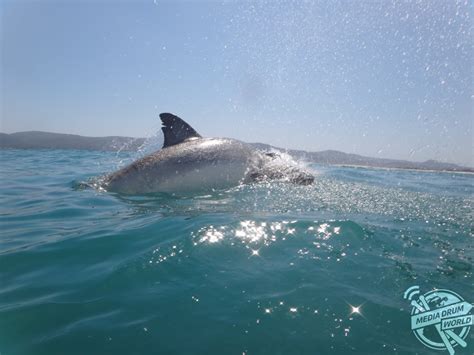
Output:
[{"left": 104, "top": 113, "right": 314, "bottom": 194}]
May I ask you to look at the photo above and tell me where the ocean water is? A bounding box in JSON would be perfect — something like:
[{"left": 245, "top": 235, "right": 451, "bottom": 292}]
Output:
[{"left": 0, "top": 148, "right": 472, "bottom": 355}]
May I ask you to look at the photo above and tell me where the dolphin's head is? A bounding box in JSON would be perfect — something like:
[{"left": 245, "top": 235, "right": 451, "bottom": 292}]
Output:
[
  {"left": 289, "top": 169, "right": 314, "bottom": 185},
  {"left": 250, "top": 151, "right": 315, "bottom": 185}
]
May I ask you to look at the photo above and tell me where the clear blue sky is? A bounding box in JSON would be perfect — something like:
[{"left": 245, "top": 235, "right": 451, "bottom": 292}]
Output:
[{"left": 1, "top": 0, "right": 472, "bottom": 166}]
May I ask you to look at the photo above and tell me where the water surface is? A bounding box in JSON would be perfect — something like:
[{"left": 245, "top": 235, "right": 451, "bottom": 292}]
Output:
[{"left": 0, "top": 149, "right": 472, "bottom": 354}]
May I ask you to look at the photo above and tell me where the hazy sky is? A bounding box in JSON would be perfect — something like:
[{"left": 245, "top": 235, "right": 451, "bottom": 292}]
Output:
[{"left": 1, "top": 0, "right": 472, "bottom": 165}]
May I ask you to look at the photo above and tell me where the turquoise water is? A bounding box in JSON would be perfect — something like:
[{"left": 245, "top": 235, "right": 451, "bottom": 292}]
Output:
[{"left": 0, "top": 149, "right": 472, "bottom": 355}]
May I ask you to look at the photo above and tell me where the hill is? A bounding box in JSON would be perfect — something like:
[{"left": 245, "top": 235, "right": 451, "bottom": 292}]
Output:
[
  {"left": 1, "top": 131, "right": 472, "bottom": 173},
  {"left": 0, "top": 131, "right": 145, "bottom": 151}
]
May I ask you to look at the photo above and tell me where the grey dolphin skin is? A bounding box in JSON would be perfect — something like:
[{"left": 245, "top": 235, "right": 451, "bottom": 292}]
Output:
[{"left": 105, "top": 113, "right": 314, "bottom": 194}]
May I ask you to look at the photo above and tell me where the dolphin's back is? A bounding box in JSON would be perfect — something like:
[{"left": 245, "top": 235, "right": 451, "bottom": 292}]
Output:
[{"left": 106, "top": 138, "right": 259, "bottom": 194}]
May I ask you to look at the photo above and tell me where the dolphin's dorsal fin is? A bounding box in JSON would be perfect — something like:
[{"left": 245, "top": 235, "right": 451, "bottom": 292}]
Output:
[{"left": 159, "top": 113, "right": 201, "bottom": 148}]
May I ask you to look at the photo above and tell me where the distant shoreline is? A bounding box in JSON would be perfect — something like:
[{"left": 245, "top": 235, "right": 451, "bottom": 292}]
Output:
[
  {"left": 1, "top": 131, "right": 472, "bottom": 174},
  {"left": 331, "top": 163, "right": 474, "bottom": 175}
]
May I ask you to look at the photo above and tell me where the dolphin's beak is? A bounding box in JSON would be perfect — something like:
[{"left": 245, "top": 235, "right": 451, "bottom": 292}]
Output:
[{"left": 292, "top": 173, "right": 314, "bottom": 185}]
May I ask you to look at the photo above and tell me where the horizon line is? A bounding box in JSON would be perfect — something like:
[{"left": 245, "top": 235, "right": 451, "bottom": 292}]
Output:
[{"left": 1, "top": 129, "right": 472, "bottom": 169}]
